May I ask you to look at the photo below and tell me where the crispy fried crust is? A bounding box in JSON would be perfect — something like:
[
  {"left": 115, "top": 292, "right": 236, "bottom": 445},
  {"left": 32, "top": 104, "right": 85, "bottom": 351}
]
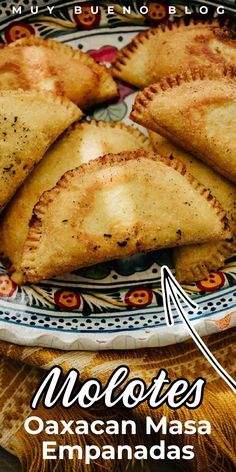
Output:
[
  {"left": 0, "top": 121, "right": 153, "bottom": 283},
  {"left": 20, "top": 150, "right": 231, "bottom": 283},
  {"left": 112, "top": 18, "right": 236, "bottom": 88},
  {"left": 174, "top": 239, "right": 236, "bottom": 284},
  {"left": 149, "top": 131, "right": 236, "bottom": 283},
  {"left": 1, "top": 36, "right": 118, "bottom": 107},
  {"left": 0, "top": 90, "right": 81, "bottom": 214},
  {"left": 131, "top": 65, "right": 236, "bottom": 183}
]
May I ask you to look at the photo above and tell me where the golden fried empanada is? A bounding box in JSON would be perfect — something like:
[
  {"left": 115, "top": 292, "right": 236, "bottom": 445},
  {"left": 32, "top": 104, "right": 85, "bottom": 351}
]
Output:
[
  {"left": 131, "top": 66, "right": 236, "bottom": 183},
  {"left": 0, "top": 90, "right": 80, "bottom": 213},
  {"left": 20, "top": 150, "right": 231, "bottom": 283},
  {"left": 149, "top": 131, "right": 236, "bottom": 283},
  {"left": 112, "top": 18, "right": 236, "bottom": 88},
  {"left": 0, "top": 36, "right": 118, "bottom": 108},
  {"left": 0, "top": 122, "right": 152, "bottom": 283}
]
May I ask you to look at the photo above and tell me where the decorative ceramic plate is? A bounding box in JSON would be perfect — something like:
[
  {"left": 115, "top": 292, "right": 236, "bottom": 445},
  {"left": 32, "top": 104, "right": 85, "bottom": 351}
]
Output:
[{"left": 0, "top": 0, "right": 235, "bottom": 350}]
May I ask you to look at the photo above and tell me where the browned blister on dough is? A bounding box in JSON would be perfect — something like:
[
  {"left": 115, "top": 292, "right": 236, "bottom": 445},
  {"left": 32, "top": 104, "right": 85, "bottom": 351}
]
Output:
[{"left": 0, "top": 36, "right": 118, "bottom": 107}]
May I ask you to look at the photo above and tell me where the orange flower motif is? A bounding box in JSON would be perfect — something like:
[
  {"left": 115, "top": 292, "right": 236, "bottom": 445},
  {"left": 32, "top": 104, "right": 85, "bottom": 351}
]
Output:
[
  {"left": 5, "top": 22, "right": 35, "bottom": 43},
  {"left": 196, "top": 272, "right": 225, "bottom": 292},
  {"left": 125, "top": 288, "right": 153, "bottom": 308},
  {"left": 207, "top": 312, "right": 236, "bottom": 330},
  {"left": 0, "top": 274, "right": 17, "bottom": 298},
  {"left": 146, "top": 1, "right": 169, "bottom": 24},
  {"left": 54, "top": 289, "right": 81, "bottom": 310},
  {"left": 73, "top": 2, "right": 101, "bottom": 30}
]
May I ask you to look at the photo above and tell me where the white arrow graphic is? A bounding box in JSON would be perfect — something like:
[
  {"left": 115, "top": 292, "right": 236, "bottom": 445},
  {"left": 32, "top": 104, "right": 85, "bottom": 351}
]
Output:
[{"left": 161, "top": 265, "right": 236, "bottom": 393}]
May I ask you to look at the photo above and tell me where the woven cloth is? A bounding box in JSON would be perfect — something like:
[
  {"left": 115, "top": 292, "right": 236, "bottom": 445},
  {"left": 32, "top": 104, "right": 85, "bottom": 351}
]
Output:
[{"left": 0, "top": 328, "right": 235, "bottom": 472}]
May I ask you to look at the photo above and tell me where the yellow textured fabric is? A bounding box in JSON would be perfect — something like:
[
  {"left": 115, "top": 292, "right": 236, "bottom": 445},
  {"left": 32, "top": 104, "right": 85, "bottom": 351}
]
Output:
[{"left": 0, "top": 329, "right": 235, "bottom": 472}]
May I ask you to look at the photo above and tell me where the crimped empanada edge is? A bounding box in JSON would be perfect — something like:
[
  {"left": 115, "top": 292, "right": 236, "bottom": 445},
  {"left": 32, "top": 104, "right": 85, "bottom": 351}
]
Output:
[
  {"left": 175, "top": 236, "right": 236, "bottom": 284},
  {"left": 21, "top": 150, "right": 230, "bottom": 281},
  {"left": 0, "top": 88, "right": 82, "bottom": 118},
  {"left": 8, "top": 35, "right": 108, "bottom": 72},
  {"left": 35, "top": 120, "right": 153, "bottom": 151},
  {"left": 130, "top": 64, "right": 236, "bottom": 126},
  {"left": 112, "top": 17, "right": 234, "bottom": 76},
  {"left": 8, "top": 36, "right": 118, "bottom": 99},
  {"left": 176, "top": 203, "right": 236, "bottom": 284},
  {"left": 71, "top": 120, "right": 153, "bottom": 149}
]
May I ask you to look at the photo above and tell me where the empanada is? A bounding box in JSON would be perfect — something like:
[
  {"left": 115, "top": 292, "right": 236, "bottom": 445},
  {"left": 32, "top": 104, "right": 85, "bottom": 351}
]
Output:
[
  {"left": 20, "top": 150, "right": 230, "bottom": 283},
  {"left": 149, "top": 131, "right": 236, "bottom": 283},
  {"left": 112, "top": 18, "right": 236, "bottom": 88},
  {"left": 0, "top": 122, "right": 152, "bottom": 284},
  {"left": 0, "top": 90, "right": 80, "bottom": 213},
  {"left": 131, "top": 65, "right": 236, "bottom": 182},
  {"left": 0, "top": 36, "right": 118, "bottom": 108}
]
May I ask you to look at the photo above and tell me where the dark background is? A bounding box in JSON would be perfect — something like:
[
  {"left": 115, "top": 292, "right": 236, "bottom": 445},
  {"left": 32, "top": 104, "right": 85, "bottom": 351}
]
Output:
[{"left": 0, "top": 447, "right": 181, "bottom": 471}]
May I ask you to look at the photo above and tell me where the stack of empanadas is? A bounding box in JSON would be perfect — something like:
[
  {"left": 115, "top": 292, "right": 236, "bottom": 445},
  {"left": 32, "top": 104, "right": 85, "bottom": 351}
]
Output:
[
  {"left": 148, "top": 132, "right": 236, "bottom": 283},
  {"left": 0, "top": 19, "right": 235, "bottom": 285},
  {"left": 0, "top": 90, "right": 81, "bottom": 212},
  {"left": 20, "top": 151, "right": 230, "bottom": 283},
  {"left": 0, "top": 122, "right": 153, "bottom": 283},
  {"left": 0, "top": 35, "right": 119, "bottom": 211},
  {"left": 130, "top": 64, "right": 236, "bottom": 282}
]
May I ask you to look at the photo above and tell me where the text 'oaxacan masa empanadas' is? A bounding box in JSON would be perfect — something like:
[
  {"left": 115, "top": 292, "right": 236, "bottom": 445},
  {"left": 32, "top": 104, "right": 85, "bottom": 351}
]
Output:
[
  {"left": 149, "top": 131, "right": 236, "bottom": 283},
  {"left": 112, "top": 18, "right": 236, "bottom": 88},
  {"left": 0, "top": 122, "right": 152, "bottom": 284},
  {"left": 0, "top": 90, "right": 81, "bottom": 213},
  {"left": 0, "top": 36, "right": 118, "bottom": 108},
  {"left": 20, "top": 150, "right": 231, "bottom": 283},
  {"left": 131, "top": 65, "right": 236, "bottom": 183}
]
